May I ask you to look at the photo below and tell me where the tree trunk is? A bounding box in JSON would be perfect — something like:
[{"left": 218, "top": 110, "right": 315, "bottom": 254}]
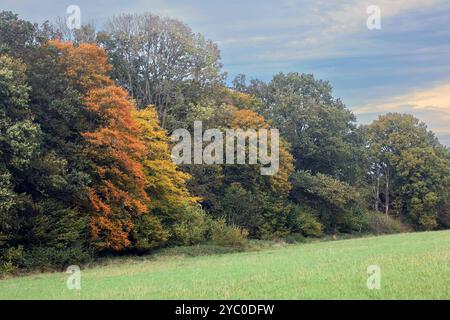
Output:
[
  {"left": 384, "top": 166, "right": 390, "bottom": 216},
  {"left": 127, "top": 71, "right": 133, "bottom": 98},
  {"left": 161, "top": 107, "right": 167, "bottom": 129},
  {"left": 375, "top": 173, "right": 380, "bottom": 211}
]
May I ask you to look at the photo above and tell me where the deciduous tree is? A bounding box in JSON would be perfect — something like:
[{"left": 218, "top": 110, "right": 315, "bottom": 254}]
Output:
[{"left": 83, "top": 86, "right": 149, "bottom": 251}]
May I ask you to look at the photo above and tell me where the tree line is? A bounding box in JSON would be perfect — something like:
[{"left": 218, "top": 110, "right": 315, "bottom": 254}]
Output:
[{"left": 0, "top": 11, "right": 449, "bottom": 273}]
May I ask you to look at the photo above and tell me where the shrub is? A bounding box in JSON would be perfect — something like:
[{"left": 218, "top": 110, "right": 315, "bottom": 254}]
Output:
[
  {"left": 0, "top": 246, "right": 24, "bottom": 276},
  {"left": 172, "top": 206, "right": 209, "bottom": 246},
  {"left": 20, "top": 246, "right": 92, "bottom": 271},
  {"left": 297, "top": 212, "right": 323, "bottom": 237},
  {"left": 132, "top": 214, "right": 169, "bottom": 251},
  {"left": 291, "top": 171, "right": 362, "bottom": 232},
  {"left": 341, "top": 207, "right": 368, "bottom": 233},
  {"left": 289, "top": 206, "right": 323, "bottom": 237},
  {"left": 210, "top": 218, "right": 249, "bottom": 247},
  {"left": 437, "top": 194, "right": 450, "bottom": 228},
  {"left": 362, "top": 211, "right": 410, "bottom": 235}
]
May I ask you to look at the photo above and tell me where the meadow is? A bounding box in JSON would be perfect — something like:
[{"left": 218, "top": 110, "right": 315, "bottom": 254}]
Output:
[{"left": 0, "top": 230, "right": 448, "bottom": 300}]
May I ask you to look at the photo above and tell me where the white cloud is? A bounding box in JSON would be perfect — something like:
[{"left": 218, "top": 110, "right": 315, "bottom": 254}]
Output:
[
  {"left": 217, "top": 0, "right": 448, "bottom": 64},
  {"left": 326, "top": 0, "right": 443, "bottom": 34}
]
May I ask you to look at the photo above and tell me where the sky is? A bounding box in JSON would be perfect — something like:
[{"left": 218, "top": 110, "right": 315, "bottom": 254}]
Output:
[{"left": 2, "top": 0, "right": 450, "bottom": 145}]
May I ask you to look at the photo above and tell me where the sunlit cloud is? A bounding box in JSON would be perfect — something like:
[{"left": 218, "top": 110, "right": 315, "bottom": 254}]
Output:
[{"left": 354, "top": 83, "right": 450, "bottom": 145}]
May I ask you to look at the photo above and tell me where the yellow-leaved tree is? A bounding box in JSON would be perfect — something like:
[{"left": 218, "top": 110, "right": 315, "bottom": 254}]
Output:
[{"left": 133, "top": 107, "right": 199, "bottom": 240}]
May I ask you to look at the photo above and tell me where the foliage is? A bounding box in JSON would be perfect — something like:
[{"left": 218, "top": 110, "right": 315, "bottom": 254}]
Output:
[
  {"left": 130, "top": 214, "right": 168, "bottom": 251},
  {"left": 365, "top": 113, "right": 450, "bottom": 229},
  {"left": 221, "top": 183, "right": 263, "bottom": 235},
  {"left": 47, "top": 40, "right": 113, "bottom": 92},
  {"left": 210, "top": 218, "right": 249, "bottom": 248},
  {"left": 0, "top": 11, "right": 36, "bottom": 56},
  {"left": 48, "top": 40, "right": 148, "bottom": 251},
  {"left": 133, "top": 107, "right": 198, "bottom": 218},
  {"left": 291, "top": 170, "right": 363, "bottom": 232},
  {"left": 361, "top": 211, "right": 410, "bottom": 235},
  {"left": 228, "top": 109, "right": 294, "bottom": 194},
  {"left": 182, "top": 99, "right": 296, "bottom": 239},
  {"left": 98, "top": 12, "right": 224, "bottom": 128},
  {"left": 82, "top": 86, "right": 149, "bottom": 251},
  {"left": 0, "top": 54, "right": 39, "bottom": 173},
  {"left": 244, "top": 72, "right": 365, "bottom": 183},
  {"left": 395, "top": 146, "right": 449, "bottom": 229},
  {"left": 20, "top": 246, "right": 92, "bottom": 271},
  {"left": 288, "top": 205, "right": 323, "bottom": 237},
  {"left": 0, "top": 33, "right": 91, "bottom": 272},
  {"left": 212, "top": 108, "right": 294, "bottom": 238},
  {"left": 0, "top": 246, "right": 23, "bottom": 276},
  {"left": 172, "top": 206, "right": 210, "bottom": 246}
]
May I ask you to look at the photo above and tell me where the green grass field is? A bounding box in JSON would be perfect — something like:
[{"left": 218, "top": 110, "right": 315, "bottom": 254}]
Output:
[{"left": 1, "top": 231, "right": 449, "bottom": 299}]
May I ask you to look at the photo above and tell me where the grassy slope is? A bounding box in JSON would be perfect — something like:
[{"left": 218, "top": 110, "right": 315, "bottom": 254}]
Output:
[{"left": 0, "top": 230, "right": 449, "bottom": 299}]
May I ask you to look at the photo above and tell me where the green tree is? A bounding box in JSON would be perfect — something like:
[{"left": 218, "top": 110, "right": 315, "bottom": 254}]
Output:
[
  {"left": 246, "top": 72, "right": 365, "bottom": 183},
  {"left": 0, "top": 13, "right": 96, "bottom": 268},
  {"left": 0, "top": 53, "right": 88, "bottom": 269},
  {"left": 395, "top": 147, "right": 449, "bottom": 229},
  {"left": 366, "top": 113, "right": 449, "bottom": 229},
  {"left": 0, "top": 11, "right": 36, "bottom": 56},
  {"left": 0, "top": 55, "right": 39, "bottom": 262}
]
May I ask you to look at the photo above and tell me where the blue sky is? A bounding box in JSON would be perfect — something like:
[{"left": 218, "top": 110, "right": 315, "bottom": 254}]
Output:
[{"left": 2, "top": 0, "right": 450, "bottom": 145}]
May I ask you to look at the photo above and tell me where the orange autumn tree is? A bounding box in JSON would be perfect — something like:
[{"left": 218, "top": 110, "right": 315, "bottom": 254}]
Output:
[
  {"left": 83, "top": 86, "right": 150, "bottom": 250},
  {"left": 47, "top": 40, "right": 162, "bottom": 251},
  {"left": 47, "top": 40, "right": 113, "bottom": 92}
]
